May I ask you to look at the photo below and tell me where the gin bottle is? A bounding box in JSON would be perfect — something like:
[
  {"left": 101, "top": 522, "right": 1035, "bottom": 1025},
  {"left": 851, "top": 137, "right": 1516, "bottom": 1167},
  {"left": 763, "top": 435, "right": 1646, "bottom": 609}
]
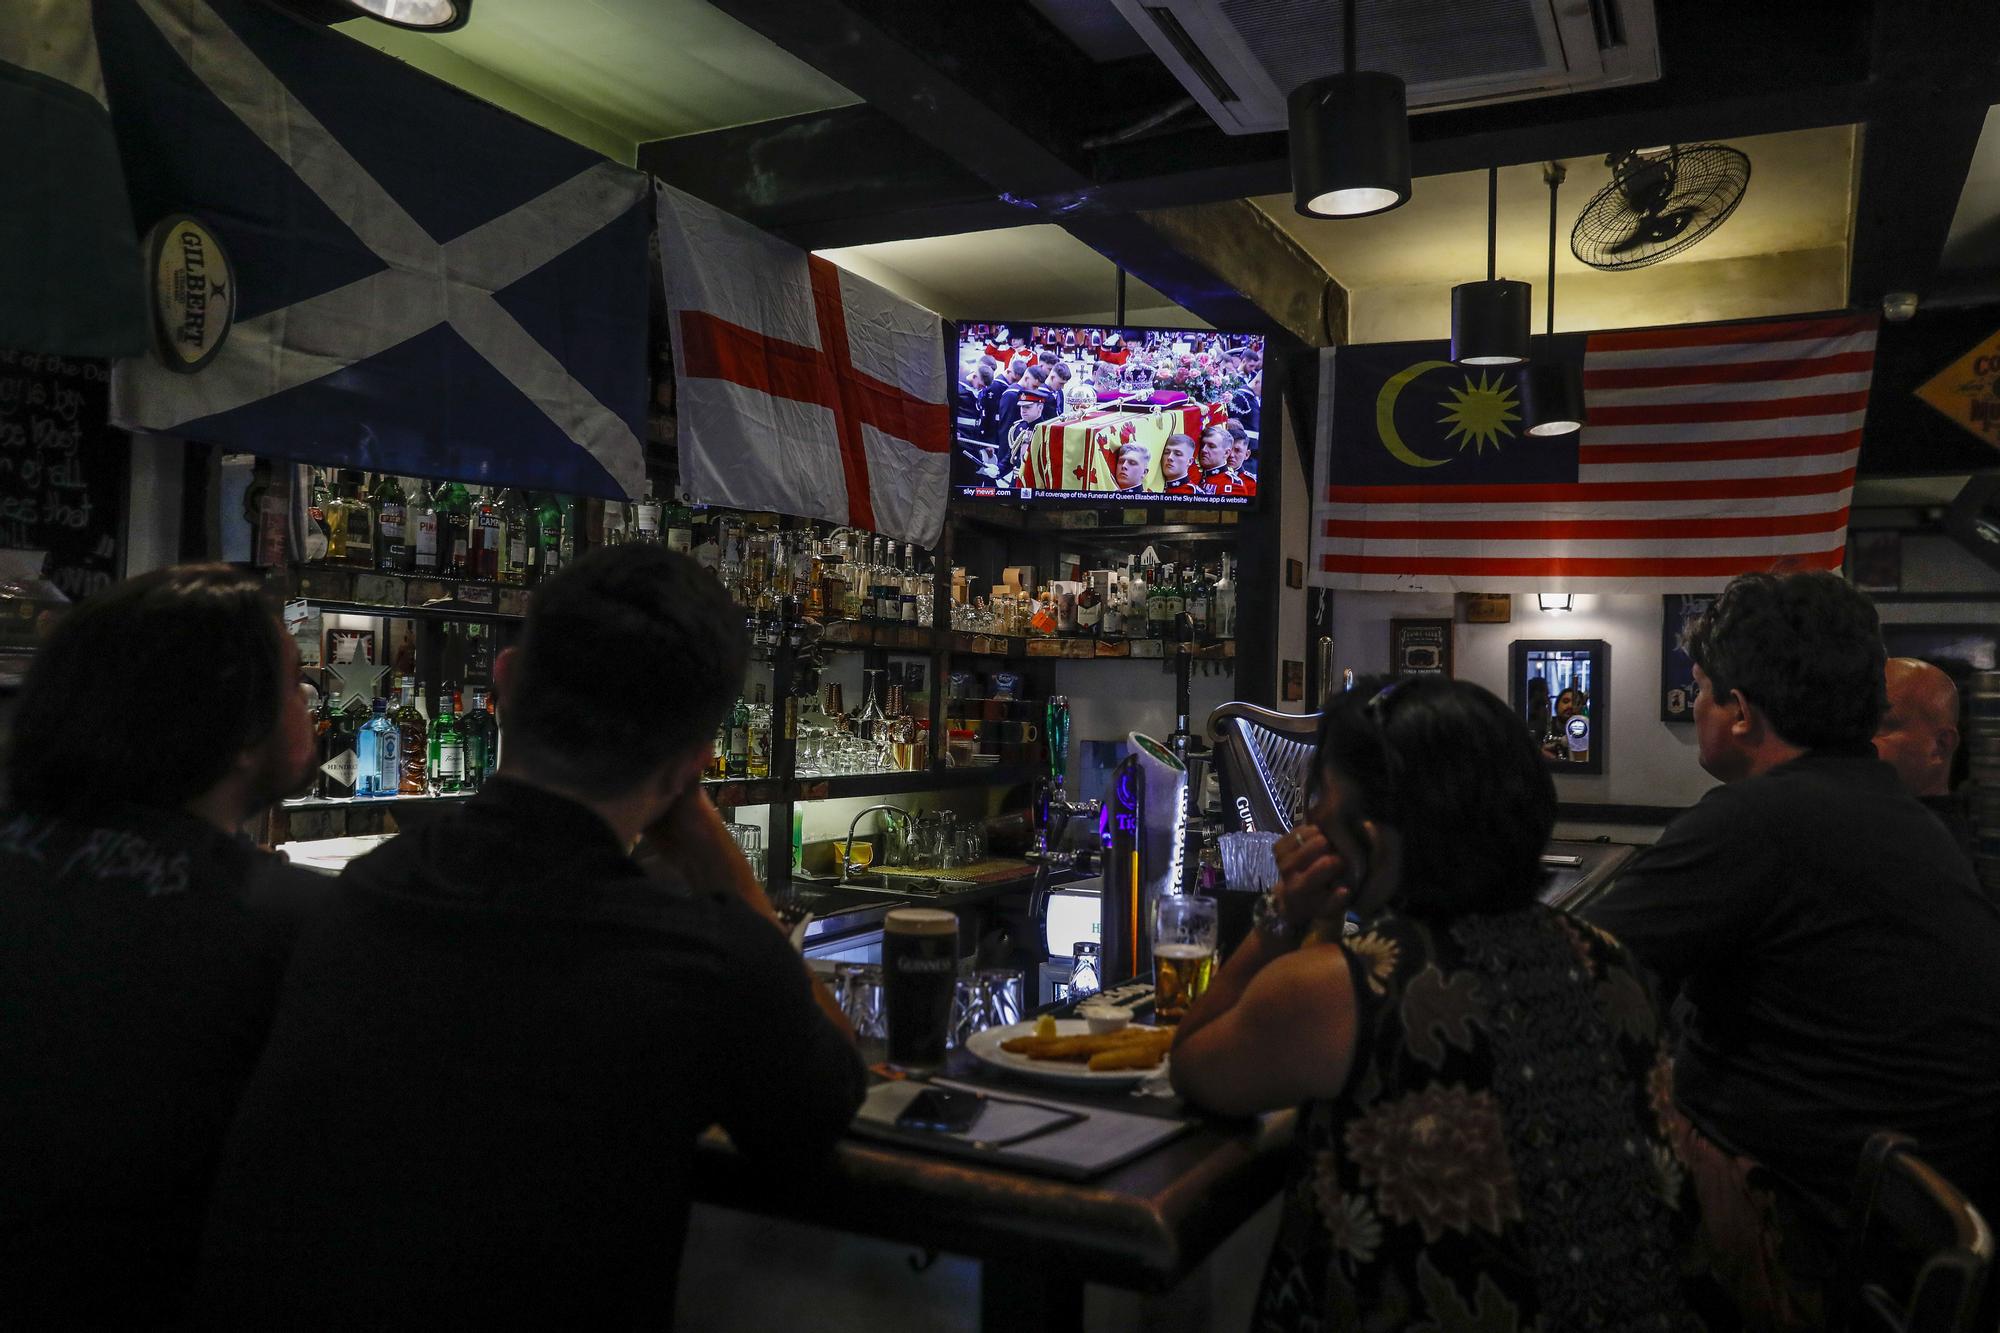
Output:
[{"left": 354, "top": 698, "right": 399, "bottom": 798}]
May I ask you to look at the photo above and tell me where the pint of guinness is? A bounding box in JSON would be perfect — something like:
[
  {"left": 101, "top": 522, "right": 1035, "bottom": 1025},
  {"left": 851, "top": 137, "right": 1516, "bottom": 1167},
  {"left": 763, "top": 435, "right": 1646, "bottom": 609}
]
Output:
[{"left": 884, "top": 907, "right": 959, "bottom": 1068}]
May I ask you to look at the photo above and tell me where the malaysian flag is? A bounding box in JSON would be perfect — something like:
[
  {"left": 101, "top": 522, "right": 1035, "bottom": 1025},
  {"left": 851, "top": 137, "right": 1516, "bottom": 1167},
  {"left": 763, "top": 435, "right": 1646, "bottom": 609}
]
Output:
[{"left": 1310, "top": 313, "right": 1878, "bottom": 592}]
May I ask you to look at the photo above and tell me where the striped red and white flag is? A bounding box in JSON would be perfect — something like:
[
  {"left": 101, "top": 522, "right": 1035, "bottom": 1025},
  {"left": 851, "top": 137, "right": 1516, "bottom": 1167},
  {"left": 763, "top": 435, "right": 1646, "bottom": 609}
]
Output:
[
  {"left": 656, "top": 183, "right": 950, "bottom": 547},
  {"left": 1310, "top": 313, "right": 1878, "bottom": 592}
]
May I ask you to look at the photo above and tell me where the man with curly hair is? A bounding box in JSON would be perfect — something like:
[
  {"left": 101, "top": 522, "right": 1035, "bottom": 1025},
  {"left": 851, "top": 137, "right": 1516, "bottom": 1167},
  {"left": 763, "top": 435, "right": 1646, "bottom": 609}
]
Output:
[{"left": 1588, "top": 570, "right": 2000, "bottom": 1331}]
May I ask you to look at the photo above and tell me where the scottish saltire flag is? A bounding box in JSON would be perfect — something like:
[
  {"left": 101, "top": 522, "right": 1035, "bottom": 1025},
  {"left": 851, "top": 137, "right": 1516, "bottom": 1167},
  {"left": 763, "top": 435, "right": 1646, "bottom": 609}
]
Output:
[
  {"left": 0, "top": 3, "right": 146, "bottom": 356},
  {"left": 96, "top": 0, "right": 651, "bottom": 499},
  {"left": 1310, "top": 314, "right": 1877, "bottom": 592},
  {"left": 657, "top": 183, "right": 951, "bottom": 548}
]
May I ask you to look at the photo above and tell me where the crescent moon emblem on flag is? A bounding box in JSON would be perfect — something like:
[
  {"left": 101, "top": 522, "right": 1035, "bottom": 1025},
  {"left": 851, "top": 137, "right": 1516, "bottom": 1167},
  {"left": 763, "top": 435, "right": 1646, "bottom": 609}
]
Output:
[{"left": 1375, "top": 360, "right": 1454, "bottom": 468}]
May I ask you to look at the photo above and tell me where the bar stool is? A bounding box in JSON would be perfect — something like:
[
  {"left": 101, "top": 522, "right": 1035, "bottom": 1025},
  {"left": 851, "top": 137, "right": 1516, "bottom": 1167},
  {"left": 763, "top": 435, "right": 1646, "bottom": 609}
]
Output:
[{"left": 1830, "top": 1131, "right": 1993, "bottom": 1332}]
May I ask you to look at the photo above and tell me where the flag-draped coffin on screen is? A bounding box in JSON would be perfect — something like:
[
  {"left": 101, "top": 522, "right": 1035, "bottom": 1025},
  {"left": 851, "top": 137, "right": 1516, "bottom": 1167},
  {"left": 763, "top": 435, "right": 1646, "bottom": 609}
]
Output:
[
  {"left": 1310, "top": 314, "right": 1878, "bottom": 592},
  {"left": 96, "top": 0, "right": 652, "bottom": 499},
  {"left": 657, "top": 183, "right": 951, "bottom": 549}
]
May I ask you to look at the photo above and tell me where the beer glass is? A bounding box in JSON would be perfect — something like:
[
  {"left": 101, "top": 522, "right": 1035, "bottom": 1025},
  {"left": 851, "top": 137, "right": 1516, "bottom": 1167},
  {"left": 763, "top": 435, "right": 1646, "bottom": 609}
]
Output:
[
  {"left": 883, "top": 907, "right": 959, "bottom": 1069},
  {"left": 1153, "top": 895, "right": 1219, "bottom": 1024}
]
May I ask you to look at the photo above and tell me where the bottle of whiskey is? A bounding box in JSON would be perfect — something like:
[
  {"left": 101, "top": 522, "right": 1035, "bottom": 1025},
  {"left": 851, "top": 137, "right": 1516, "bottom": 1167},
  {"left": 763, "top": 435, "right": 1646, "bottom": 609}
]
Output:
[
  {"left": 393, "top": 676, "right": 429, "bottom": 795},
  {"left": 337, "top": 471, "right": 375, "bottom": 568},
  {"left": 354, "top": 697, "right": 399, "bottom": 798},
  {"left": 1075, "top": 575, "right": 1103, "bottom": 636},
  {"left": 746, "top": 685, "right": 772, "bottom": 779},
  {"left": 374, "top": 474, "right": 410, "bottom": 573},
  {"left": 664, "top": 498, "right": 694, "bottom": 555},
  {"left": 1186, "top": 560, "right": 1211, "bottom": 640},
  {"left": 305, "top": 469, "right": 333, "bottom": 564},
  {"left": 632, "top": 484, "right": 664, "bottom": 545}
]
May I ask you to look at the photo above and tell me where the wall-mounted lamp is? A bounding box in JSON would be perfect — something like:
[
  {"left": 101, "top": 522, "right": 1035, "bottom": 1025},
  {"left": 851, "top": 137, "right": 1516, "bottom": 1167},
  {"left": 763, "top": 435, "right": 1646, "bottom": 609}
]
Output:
[{"left": 1537, "top": 593, "right": 1574, "bottom": 612}]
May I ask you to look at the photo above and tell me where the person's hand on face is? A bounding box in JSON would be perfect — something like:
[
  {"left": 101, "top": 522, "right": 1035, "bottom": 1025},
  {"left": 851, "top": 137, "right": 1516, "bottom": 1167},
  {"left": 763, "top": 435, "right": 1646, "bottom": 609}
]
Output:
[{"left": 1271, "top": 799, "right": 1375, "bottom": 932}]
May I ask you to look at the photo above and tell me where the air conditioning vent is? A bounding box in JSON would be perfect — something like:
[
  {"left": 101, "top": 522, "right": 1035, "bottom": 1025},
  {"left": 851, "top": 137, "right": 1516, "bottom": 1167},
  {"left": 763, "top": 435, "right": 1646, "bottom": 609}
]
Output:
[{"left": 1108, "top": 0, "right": 1660, "bottom": 135}]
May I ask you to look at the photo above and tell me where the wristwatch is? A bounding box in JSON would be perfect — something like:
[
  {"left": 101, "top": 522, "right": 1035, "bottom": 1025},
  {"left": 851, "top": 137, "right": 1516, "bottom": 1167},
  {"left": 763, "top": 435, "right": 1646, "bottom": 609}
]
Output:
[{"left": 1252, "top": 890, "right": 1302, "bottom": 945}]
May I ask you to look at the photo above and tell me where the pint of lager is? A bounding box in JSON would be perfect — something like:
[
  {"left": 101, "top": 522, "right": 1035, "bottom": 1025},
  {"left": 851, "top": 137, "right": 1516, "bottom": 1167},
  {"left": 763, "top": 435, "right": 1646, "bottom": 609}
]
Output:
[
  {"left": 884, "top": 907, "right": 959, "bottom": 1068},
  {"left": 1153, "top": 895, "right": 1218, "bottom": 1024}
]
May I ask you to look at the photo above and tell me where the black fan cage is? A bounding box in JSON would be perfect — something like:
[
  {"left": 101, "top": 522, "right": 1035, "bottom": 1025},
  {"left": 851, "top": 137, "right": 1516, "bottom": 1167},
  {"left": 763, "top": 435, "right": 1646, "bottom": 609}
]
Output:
[{"left": 1570, "top": 144, "right": 1751, "bottom": 271}]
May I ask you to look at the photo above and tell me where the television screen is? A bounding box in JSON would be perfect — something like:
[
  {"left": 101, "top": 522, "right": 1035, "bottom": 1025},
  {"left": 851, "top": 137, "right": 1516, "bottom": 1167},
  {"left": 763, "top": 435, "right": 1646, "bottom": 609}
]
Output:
[{"left": 951, "top": 322, "right": 1266, "bottom": 506}]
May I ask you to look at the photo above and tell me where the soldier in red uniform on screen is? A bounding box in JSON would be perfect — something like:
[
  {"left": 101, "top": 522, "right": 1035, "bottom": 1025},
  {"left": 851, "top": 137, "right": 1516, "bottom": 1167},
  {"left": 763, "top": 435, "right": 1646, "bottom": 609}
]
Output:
[
  {"left": 1211, "top": 425, "right": 1258, "bottom": 498},
  {"left": 1161, "top": 433, "right": 1201, "bottom": 495},
  {"left": 1113, "top": 442, "right": 1153, "bottom": 494},
  {"left": 1195, "top": 425, "right": 1233, "bottom": 492},
  {"left": 1097, "top": 332, "right": 1130, "bottom": 368},
  {"left": 1007, "top": 385, "right": 1058, "bottom": 486}
]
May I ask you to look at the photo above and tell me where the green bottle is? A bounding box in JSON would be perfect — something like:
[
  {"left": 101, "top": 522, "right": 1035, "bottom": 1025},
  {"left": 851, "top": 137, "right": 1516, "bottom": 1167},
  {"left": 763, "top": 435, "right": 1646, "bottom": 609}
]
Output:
[
  {"left": 726, "top": 696, "right": 750, "bottom": 778},
  {"left": 373, "top": 473, "right": 410, "bottom": 573},
  {"left": 462, "top": 687, "right": 495, "bottom": 789},
  {"left": 532, "top": 493, "right": 564, "bottom": 584},
  {"left": 498, "top": 488, "right": 530, "bottom": 586},
  {"left": 429, "top": 686, "right": 465, "bottom": 794},
  {"left": 440, "top": 481, "right": 472, "bottom": 578}
]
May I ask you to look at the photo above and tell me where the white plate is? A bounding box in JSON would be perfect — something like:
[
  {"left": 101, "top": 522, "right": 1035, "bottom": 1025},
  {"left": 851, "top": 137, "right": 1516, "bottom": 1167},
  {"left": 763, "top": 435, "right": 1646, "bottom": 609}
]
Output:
[{"left": 964, "top": 1020, "right": 1171, "bottom": 1088}]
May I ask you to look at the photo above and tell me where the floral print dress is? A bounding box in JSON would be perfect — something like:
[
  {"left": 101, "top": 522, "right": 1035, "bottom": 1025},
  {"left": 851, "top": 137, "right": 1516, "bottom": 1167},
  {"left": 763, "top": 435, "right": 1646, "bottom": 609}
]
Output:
[{"left": 1253, "top": 905, "right": 1709, "bottom": 1332}]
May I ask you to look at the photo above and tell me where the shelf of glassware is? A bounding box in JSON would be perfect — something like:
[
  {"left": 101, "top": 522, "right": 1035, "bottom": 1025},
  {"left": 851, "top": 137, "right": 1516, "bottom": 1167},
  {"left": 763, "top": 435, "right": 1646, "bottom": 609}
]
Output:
[
  {"left": 701, "top": 765, "right": 1036, "bottom": 806},
  {"left": 281, "top": 791, "right": 475, "bottom": 811}
]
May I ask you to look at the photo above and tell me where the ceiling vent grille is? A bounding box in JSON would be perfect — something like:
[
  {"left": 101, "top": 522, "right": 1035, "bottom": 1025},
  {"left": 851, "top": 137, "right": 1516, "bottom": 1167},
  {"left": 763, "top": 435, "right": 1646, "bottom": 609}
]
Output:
[{"left": 1109, "top": 0, "right": 1659, "bottom": 135}]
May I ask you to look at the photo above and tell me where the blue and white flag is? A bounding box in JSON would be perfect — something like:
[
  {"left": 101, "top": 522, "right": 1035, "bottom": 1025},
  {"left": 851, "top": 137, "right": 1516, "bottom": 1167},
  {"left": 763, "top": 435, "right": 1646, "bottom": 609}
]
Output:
[{"left": 96, "top": 0, "right": 651, "bottom": 499}]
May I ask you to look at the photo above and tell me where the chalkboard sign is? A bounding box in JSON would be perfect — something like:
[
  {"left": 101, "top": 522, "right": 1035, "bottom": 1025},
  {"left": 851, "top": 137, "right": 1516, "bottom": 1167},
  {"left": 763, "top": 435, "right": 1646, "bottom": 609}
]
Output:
[{"left": 0, "top": 349, "right": 126, "bottom": 601}]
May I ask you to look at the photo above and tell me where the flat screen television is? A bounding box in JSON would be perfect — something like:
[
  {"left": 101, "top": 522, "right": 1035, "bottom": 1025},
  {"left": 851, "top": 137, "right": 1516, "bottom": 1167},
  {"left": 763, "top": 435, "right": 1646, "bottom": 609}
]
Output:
[{"left": 951, "top": 321, "right": 1266, "bottom": 506}]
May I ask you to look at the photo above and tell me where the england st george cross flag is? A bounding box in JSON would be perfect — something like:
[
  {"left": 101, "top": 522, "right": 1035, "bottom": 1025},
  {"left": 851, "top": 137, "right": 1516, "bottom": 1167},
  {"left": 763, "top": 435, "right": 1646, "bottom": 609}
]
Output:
[{"left": 95, "top": 0, "right": 652, "bottom": 499}]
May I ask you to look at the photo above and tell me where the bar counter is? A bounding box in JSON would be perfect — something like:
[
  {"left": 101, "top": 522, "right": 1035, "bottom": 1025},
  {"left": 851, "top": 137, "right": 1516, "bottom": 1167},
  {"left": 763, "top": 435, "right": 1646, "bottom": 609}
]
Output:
[{"left": 692, "top": 1048, "right": 1294, "bottom": 1331}]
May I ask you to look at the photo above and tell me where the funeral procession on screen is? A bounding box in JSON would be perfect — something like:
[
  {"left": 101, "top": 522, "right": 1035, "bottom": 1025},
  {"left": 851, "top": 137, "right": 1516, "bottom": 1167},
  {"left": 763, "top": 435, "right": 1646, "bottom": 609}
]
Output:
[{"left": 953, "top": 324, "right": 1265, "bottom": 504}]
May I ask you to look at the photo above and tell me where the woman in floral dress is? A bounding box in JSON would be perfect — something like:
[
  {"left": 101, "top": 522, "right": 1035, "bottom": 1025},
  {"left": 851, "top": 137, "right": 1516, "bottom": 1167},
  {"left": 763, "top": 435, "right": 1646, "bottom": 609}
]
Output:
[{"left": 1172, "top": 678, "right": 1720, "bottom": 1331}]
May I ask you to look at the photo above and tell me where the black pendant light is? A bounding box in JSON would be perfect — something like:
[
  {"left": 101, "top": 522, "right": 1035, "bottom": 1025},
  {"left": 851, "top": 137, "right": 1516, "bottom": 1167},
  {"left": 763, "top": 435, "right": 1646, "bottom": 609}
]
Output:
[
  {"left": 1288, "top": 0, "right": 1410, "bottom": 219},
  {"left": 1450, "top": 167, "right": 1531, "bottom": 365},
  {"left": 283, "top": 0, "right": 472, "bottom": 31},
  {"left": 1523, "top": 162, "right": 1587, "bottom": 436}
]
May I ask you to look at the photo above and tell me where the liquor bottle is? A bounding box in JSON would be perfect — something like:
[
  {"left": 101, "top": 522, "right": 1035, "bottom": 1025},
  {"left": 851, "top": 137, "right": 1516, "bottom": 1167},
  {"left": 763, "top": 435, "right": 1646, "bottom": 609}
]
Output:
[
  {"left": 439, "top": 480, "right": 472, "bottom": 579},
  {"left": 877, "top": 541, "right": 902, "bottom": 621},
  {"left": 1030, "top": 584, "right": 1058, "bottom": 636},
  {"left": 664, "top": 498, "right": 694, "bottom": 555},
  {"left": 901, "top": 545, "right": 920, "bottom": 624},
  {"left": 708, "top": 718, "right": 729, "bottom": 780},
  {"left": 1075, "top": 575, "right": 1103, "bottom": 635},
  {"left": 496, "top": 489, "right": 530, "bottom": 587},
  {"left": 1102, "top": 571, "right": 1123, "bottom": 638},
  {"left": 411, "top": 479, "right": 440, "bottom": 575},
  {"left": 1145, "top": 565, "right": 1171, "bottom": 633},
  {"left": 372, "top": 473, "right": 410, "bottom": 573},
  {"left": 462, "top": 687, "right": 495, "bottom": 790},
  {"left": 838, "top": 533, "right": 864, "bottom": 621},
  {"left": 558, "top": 495, "right": 578, "bottom": 569},
  {"left": 726, "top": 695, "right": 751, "bottom": 778},
  {"left": 1213, "top": 553, "right": 1236, "bottom": 639},
  {"left": 470, "top": 488, "right": 504, "bottom": 582},
  {"left": 338, "top": 470, "right": 375, "bottom": 568},
  {"left": 530, "top": 492, "right": 564, "bottom": 584},
  {"left": 600, "top": 498, "right": 630, "bottom": 548},
  {"left": 632, "top": 484, "right": 663, "bottom": 545},
  {"left": 746, "top": 685, "right": 772, "bottom": 780},
  {"left": 1186, "top": 560, "right": 1212, "bottom": 640},
  {"left": 1125, "top": 557, "right": 1149, "bottom": 631},
  {"left": 429, "top": 688, "right": 465, "bottom": 794},
  {"left": 393, "top": 676, "right": 428, "bottom": 795},
  {"left": 354, "top": 697, "right": 399, "bottom": 798},
  {"left": 1056, "top": 582, "right": 1078, "bottom": 635},
  {"left": 1164, "top": 563, "right": 1186, "bottom": 621},
  {"left": 304, "top": 469, "right": 332, "bottom": 564},
  {"left": 315, "top": 689, "right": 361, "bottom": 799}
]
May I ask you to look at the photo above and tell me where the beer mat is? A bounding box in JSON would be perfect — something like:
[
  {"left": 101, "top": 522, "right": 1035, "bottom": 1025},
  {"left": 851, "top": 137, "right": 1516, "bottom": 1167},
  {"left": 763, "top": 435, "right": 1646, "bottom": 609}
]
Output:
[{"left": 848, "top": 1078, "right": 1195, "bottom": 1180}]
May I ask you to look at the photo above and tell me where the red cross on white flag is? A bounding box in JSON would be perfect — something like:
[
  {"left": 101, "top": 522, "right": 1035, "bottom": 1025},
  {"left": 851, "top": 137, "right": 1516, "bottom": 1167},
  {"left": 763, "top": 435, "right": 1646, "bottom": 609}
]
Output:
[{"left": 656, "top": 183, "right": 951, "bottom": 547}]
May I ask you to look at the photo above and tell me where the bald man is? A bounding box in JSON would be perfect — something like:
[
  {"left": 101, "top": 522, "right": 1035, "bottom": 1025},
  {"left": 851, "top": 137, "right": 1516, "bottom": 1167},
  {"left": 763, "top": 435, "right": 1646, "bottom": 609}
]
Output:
[{"left": 1875, "top": 657, "right": 1973, "bottom": 861}]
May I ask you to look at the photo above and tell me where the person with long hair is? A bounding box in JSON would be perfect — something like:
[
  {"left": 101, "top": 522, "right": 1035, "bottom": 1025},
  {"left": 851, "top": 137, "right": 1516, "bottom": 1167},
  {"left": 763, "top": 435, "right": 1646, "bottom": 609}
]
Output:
[{"left": 1173, "top": 677, "right": 1715, "bottom": 1331}]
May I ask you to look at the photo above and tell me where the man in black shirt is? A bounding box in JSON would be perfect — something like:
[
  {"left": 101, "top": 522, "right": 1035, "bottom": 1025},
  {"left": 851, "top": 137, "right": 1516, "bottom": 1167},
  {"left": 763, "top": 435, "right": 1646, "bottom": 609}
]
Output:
[
  {"left": 1587, "top": 572, "right": 2000, "bottom": 1331},
  {"left": 197, "top": 545, "right": 864, "bottom": 1329},
  {"left": 1875, "top": 656, "right": 1974, "bottom": 862},
  {"left": 0, "top": 566, "right": 323, "bottom": 1328}
]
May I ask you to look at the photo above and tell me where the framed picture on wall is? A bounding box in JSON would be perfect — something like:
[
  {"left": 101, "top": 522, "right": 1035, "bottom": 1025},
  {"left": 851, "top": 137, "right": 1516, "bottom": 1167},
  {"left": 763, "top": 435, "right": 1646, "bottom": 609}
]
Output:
[
  {"left": 1510, "top": 639, "right": 1609, "bottom": 776},
  {"left": 1389, "top": 618, "right": 1453, "bottom": 678},
  {"left": 1659, "top": 594, "right": 1715, "bottom": 723},
  {"left": 1847, "top": 529, "right": 1902, "bottom": 593}
]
